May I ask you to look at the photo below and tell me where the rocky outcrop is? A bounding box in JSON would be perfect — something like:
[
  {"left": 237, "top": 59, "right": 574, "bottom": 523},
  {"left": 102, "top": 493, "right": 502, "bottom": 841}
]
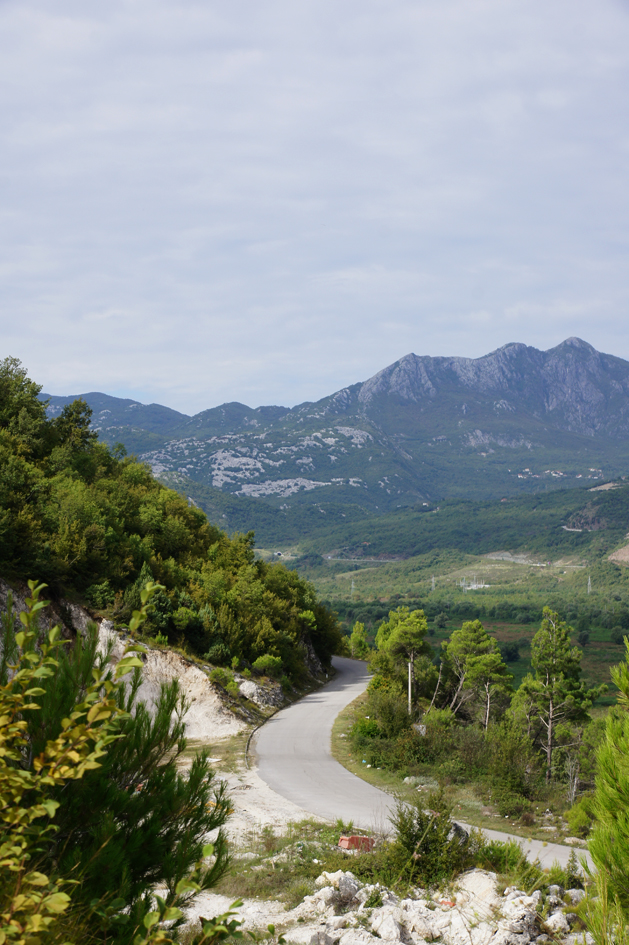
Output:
[{"left": 187, "top": 869, "right": 591, "bottom": 945}]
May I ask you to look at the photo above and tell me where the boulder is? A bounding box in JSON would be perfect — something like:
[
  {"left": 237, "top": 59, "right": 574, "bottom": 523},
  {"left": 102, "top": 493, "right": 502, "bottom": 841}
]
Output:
[
  {"left": 370, "top": 907, "right": 405, "bottom": 941},
  {"left": 285, "top": 927, "right": 335, "bottom": 945},
  {"left": 545, "top": 912, "right": 570, "bottom": 934},
  {"left": 566, "top": 889, "right": 585, "bottom": 905},
  {"left": 338, "top": 930, "right": 380, "bottom": 945}
]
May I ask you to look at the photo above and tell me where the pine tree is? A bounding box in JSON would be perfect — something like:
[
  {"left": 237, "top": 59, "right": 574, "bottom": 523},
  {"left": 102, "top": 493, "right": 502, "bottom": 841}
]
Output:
[
  {"left": 441, "top": 620, "right": 510, "bottom": 722},
  {"left": 349, "top": 621, "right": 369, "bottom": 659},
  {"left": 514, "top": 607, "right": 602, "bottom": 782},
  {"left": 22, "top": 617, "right": 231, "bottom": 944},
  {"left": 588, "top": 637, "right": 629, "bottom": 923}
]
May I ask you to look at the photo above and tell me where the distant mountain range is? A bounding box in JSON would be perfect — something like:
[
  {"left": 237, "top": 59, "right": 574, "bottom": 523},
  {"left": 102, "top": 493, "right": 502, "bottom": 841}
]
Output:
[{"left": 44, "top": 338, "right": 629, "bottom": 542}]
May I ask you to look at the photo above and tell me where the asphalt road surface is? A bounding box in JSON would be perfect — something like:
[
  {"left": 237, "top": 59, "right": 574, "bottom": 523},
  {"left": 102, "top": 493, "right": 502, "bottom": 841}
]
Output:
[{"left": 253, "top": 656, "right": 592, "bottom": 870}]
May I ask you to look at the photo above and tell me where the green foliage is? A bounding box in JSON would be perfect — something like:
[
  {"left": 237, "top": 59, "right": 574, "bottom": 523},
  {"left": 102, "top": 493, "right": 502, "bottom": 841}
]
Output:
[
  {"left": 209, "top": 668, "right": 231, "bottom": 688},
  {"left": 349, "top": 621, "right": 369, "bottom": 659},
  {"left": 390, "top": 789, "right": 483, "bottom": 885},
  {"left": 441, "top": 620, "right": 512, "bottom": 728},
  {"left": 0, "top": 581, "right": 141, "bottom": 945},
  {"left": 514, "top": 607, "right": 604, "bottom": 782},
  {"left": 588, "top": 637, "right": 629, "bottom": 923},
  {"left": 252, "top": 654, "right": 283, "bottom": 678},
  {"left": 611, "top": 627, "right": 626, "bottom": 645},
  {"left": 0, "top": 580, "right": 235, "bottom": 945},
  {"left": 0, "top": 359, "right": 343, "bottom": 678},
  {"left": 566, "top": 794, "right": 595, "bottom": 838}
]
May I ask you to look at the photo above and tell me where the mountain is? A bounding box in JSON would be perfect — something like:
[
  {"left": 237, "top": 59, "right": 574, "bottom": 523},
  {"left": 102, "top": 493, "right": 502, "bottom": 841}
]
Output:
[{"left": 44, "top": 338, "right": 629, "bottom": 541}]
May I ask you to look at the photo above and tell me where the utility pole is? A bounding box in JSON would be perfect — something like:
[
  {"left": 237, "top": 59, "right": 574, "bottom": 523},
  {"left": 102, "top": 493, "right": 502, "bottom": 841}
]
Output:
[
  {"left": 408, "top": 661, "right": 412, "bottom": 716},
  {"left": 588, "top": 576, "right": 592, "bottom": 595},
  {"left": 431, "top": 575, "right": 435, "bottom": 592}
]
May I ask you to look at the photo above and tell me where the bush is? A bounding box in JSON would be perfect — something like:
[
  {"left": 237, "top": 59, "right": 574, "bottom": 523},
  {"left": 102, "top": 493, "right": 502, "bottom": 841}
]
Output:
[
  {"left": 210, "top": 667, "right": 231, "bottom": 688},
  {"left": 611, "top": 626, "right": 625, "bottom": 645},
  {"left": 226, "top": 680, "right": 240, "bottom": 698},
  {"left": 205, "top": 642, "right": 232, "bottom": 666},
  {"left": 566, "top": 794, "right": 595, "bottom": 838},
  {"left": 391, "top": 788, "right": 483, "bottom": 885},
  {"left": 499, "top": 640, "right": 520, "bottom": 662},
  {"left": 351, "top": 718, "right": 381, "bottom": 739},
  {"left": 252, "top": 654, "right": 283, "bottom": 678},
  {"left": 491, "top": 783, "right": 531, "bottom": 817}
]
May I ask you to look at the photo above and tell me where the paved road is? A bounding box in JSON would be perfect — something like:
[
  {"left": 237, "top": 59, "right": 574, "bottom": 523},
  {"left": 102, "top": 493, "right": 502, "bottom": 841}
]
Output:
[{"left": 253, "top": 656, "right": 591, "bottom": 870}]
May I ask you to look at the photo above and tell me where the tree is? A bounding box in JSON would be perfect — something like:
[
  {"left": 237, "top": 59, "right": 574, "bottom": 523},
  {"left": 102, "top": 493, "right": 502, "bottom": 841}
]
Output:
[
  {"left": 441, "top": 620, "right": 510, "bottom": 723},
  {"left": 16, "top": 583, "right": 232, "bottom": 945},
  {"left": 588, "top": 637, "right": 629, "bottom": 915},
  {"left": 0, "top": 581, "right": 140, "bottom": 945},
  {"left": 349, "top": 621, "right": 369, "bottom": 659},
  {"left": 584, "top": 638, "right": 629, "bottom": 944},
  {"left": 380, "top": 608, "right": 432, "bottom": 706},
  {"left": 465, "top": 648, "right": 513, "bottom": 730},
  {"left": 514, "top": 608, "right": 603, "bottom": 783}
]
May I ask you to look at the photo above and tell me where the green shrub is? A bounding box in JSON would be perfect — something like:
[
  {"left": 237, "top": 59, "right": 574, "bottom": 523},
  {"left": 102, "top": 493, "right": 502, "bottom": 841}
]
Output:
[
  {"left": 391, "top": 788, "right": 483, "bottom": 885},
  {"left": 280, "top": 674, "right": 292, "bottom": 691},
  {"left": 611, "top": 626, "right": 625, "bottom": 645},
  {"left": 567, "top": 794, "right": 595, "bottom": 838},
  {"left": 209, "top": 668, "right": 231, "bottom": 688},
  {"left": 491, "top": 782, "right": 531, "bottom": 817},
  {"left": 226, "top": 680, "right": 240, "bottom": 698},
  {"left": 252, "top": 654, "right": 283, "bottom": 678},
  {"left": 205, "top": 642, "right": 232, "bottom": 666},
  {"left": 85, "top": 579, "right": 115, "bottom": 609},
  {"left": 352, "top": 718, "right": 381, "bottom": 739}
]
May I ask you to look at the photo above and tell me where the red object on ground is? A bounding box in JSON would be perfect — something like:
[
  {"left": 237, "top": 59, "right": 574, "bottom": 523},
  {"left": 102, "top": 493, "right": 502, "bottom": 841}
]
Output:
[{"left": 338, "top": 835, "right": 375, "bottom": 852}]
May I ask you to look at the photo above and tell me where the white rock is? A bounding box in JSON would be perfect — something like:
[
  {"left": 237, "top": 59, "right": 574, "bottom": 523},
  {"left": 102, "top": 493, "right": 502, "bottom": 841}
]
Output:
[
  {"left": 456, "top": 870, "right": 501, "bottom": 913},
  {"left": 285, "top": 926, "right": 335, "bottom": 945},
  {"left": 339, "top": 874, "right": 362, "bottom": 902},
  {"left": 545, "top": 912, "right": 570, "bottom": 934},
  {"left": 370, "top": 907, "right": 404, "bottom": 941},
  {"left": 566, "top": 889, "right": 585, "bottom": 905},
  {"left": 316, "top": 871, "right": 351, "bottom": 889},
  {"left": 491, "top": 930, "right": 532, "bottom": 945},
  {"left": 338, "top": 930, "right": 379, "bottom": 945}
]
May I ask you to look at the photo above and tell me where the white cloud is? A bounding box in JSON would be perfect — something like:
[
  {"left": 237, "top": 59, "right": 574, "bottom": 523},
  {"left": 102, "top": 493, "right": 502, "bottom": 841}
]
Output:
[{"left": 1, "top": 0, "right": 628, "bottom": 412}]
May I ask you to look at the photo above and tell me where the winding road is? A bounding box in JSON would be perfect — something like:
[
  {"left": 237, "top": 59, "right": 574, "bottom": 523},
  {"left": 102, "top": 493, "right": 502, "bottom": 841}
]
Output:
[{"left": 253, "top": 656, "right": 592, "bottom": 870}]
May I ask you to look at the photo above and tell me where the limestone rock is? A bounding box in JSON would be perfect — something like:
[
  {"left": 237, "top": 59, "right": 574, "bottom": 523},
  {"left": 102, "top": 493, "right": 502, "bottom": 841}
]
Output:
[
  {"left": 370, "top": 907, "right": 405, "bottom": 941},
  {"left": 545, "top": 913, "right": 570, "bottom": 934},
  {"left": 565, "top": 889, "right": 585, "bottom": 905}
]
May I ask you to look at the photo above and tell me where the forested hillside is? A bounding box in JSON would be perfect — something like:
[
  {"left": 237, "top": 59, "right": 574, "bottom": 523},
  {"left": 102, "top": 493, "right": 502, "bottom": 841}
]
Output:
[{"left": 0, "top": 357, "right": 342, "bottom": 675}]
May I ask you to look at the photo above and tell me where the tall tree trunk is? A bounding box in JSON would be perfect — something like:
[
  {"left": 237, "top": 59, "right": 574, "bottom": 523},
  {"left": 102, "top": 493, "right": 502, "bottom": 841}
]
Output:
[{"left": 545, "top": 698, "right": 554, "bottom": 783}]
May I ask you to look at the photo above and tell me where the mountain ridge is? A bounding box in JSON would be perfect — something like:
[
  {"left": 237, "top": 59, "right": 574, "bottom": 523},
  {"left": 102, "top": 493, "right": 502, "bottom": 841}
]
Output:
[{"left": 43, "top": 338, "right": 629, "bottom": 537}]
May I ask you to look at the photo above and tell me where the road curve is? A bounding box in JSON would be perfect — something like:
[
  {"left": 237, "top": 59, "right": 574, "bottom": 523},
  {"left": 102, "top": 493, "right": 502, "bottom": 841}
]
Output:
[{"left": 253, "top": 656, "right": 591, "bottom": 870}]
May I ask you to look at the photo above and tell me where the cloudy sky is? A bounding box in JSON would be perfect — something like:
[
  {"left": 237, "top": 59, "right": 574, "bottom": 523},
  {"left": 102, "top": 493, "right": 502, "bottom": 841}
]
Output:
[{"left": 2, "top": 0, "right": 629, "bottom": 414}]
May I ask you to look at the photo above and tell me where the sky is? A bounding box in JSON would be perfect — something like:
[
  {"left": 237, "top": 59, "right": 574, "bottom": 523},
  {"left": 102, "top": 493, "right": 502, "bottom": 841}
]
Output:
[{"left": 2, "top": 0, "right": 629, "bottom": 415}]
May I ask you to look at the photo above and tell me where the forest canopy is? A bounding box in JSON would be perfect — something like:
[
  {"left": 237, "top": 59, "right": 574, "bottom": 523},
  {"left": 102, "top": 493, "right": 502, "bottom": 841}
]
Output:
[{"left": 0, "top": 357, "right": 343, "bottom": 674}]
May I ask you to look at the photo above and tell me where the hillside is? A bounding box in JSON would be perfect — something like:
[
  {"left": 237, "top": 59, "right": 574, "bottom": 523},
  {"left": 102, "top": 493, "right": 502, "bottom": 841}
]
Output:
[
  {"left": 44, "top": 338, "right": 629, "bottom": 546},
  {"left": 0, "top": 356, "right": 343, "bottom": 677}
]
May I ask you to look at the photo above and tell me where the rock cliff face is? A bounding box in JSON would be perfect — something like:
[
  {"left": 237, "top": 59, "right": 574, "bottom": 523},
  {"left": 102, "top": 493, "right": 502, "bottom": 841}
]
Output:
[
  {"left": 350, "top": 338, "right": 629, "bottom": 439},
  {"left": 44, "top": 338, "right": 629, "bottom": 514}
]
